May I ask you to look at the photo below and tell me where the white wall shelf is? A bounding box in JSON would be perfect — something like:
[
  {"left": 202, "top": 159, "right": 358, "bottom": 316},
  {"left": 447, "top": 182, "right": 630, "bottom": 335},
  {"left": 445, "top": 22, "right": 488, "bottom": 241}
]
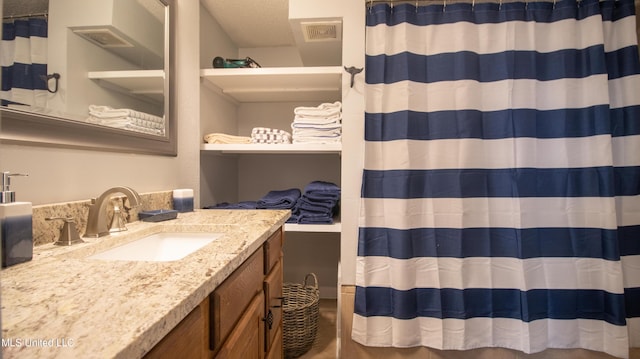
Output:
[
  {"left": 200, "top": 66, "right": 342, "bottom": 103},
  {"left": 201, "top": 143, "right": 341, "bottom": 154},
  {"left": 285, "top": 221, "right": 342, "bottom": 233},
  {"left": 88, "top": 70, "right": 164, "bottom": 101}
]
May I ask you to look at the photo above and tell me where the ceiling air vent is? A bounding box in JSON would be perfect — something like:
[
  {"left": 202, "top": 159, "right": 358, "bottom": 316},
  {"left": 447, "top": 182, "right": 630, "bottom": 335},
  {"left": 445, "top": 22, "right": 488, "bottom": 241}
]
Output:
[
  {"left": 72, "top": 28, "right": 134, "bottom": 48},
  {"left": 301, "top": 21, "right": 342, "bottom": 42}
]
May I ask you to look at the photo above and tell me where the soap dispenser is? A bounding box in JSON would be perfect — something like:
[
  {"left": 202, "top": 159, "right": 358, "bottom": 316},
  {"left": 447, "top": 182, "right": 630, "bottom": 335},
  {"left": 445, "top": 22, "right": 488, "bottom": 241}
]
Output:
[{"left": 0, "top": 172, "right": 33, "bottom": 268}]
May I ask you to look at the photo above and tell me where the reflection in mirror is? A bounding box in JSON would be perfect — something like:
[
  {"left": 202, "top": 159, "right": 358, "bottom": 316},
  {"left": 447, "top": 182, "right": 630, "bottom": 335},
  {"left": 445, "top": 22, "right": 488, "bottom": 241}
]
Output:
[
  {"left": 3, "top": 0, "right": 164, "bottom": 134},
  {"left": 0, "top": 0, "right": 176, "bottom": 156}
]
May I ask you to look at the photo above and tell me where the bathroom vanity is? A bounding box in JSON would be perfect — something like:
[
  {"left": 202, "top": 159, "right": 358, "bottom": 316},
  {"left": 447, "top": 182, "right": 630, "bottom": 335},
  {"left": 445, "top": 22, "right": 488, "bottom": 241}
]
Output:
[
  {"left": 145, "top": 227, "right": 284, "bottom": 359},
  {"left": 0, "top": 209, "right": 287, "bottom": 358}
]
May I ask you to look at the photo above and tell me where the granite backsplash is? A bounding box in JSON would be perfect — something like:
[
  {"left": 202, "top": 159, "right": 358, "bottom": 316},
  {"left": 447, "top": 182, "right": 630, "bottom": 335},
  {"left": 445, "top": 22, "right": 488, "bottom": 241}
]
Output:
[{"left": 32, "top": 191, "right": 174, "bottom": 246}]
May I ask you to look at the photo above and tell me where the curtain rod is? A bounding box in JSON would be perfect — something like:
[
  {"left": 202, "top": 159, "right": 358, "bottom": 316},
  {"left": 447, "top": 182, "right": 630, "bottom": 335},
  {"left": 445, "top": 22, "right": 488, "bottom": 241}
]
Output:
[
  {"left": 367, "top": 0, "right": 560, "bottom": 4},
  {"left": 3, "top": 12, "right": 48, "bottom": 21}
]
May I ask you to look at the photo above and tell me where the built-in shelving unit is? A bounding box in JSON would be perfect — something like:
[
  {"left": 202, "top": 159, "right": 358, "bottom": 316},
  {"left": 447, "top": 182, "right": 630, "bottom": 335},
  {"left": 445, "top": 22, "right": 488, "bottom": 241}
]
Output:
[
  {"left": 198, "top": 3, "right": 348, "bottom": 301},
  {"left": 88, "top": 70, "right": 164, "bottom": 102},
  {"left": 200, "top": 66, "right": 342, "bottom": 103},
  {"left": 199, "top": 66, "right": 342, "bottom": 234}
]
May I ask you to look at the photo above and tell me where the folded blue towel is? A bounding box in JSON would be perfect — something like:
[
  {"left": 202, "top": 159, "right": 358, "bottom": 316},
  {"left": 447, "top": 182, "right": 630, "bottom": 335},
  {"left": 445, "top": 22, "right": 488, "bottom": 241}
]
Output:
[
  {"left": 204, "top": 182, "right": 340, "bottom": 225},
  {"left": 295, "top": 198, "right": 336, "bottom": 214},
  {"left": 304, "top": 192, "right": 340, "bottom": 202},
  {"left": 257, "top": 188, "right": 301, "bottom": 209},
  {"left": 297, "top": 213, "right": 334, "bottom": 224},
  {"left": 204, "top": 201, "right": 257, "bottom": 209},
  {"left": 303, "top": 181, "right": 340, "bottom": 195}
]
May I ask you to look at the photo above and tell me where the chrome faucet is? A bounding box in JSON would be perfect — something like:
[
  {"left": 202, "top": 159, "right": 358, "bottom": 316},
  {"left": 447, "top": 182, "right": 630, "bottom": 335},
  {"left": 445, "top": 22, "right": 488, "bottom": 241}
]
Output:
[{"left": 84, "top": 186, "right": 141, "bottom": 238}]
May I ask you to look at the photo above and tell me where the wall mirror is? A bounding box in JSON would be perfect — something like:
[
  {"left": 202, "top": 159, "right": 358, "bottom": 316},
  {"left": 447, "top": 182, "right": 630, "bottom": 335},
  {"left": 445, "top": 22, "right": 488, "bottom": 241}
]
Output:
[{"left": 0, "top": 0, "right": 176, "bottom": 155}]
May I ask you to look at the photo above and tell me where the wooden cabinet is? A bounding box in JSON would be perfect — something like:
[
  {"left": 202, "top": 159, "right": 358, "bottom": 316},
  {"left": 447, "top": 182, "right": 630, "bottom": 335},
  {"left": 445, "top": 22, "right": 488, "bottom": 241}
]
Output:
[
  {"left": 263, "top": 229, "right": 284, "bottom": 355},
  {"left": 211, "top": 227, "right": 284, "bottom": 359},
  {"left": 214, "top": 292, "right": 265, "bottom": 359},
  {"left": 266, "top": 326, "right": 283, "bottom": 359},
  {"left": 144, "top": 298, "right": 209, "bottom": 359},
  {"left": 211, "top": 247, "right": 265, "bottom": 352},
  {"left": 144, "top": 227, "right": 284, "bottom": 359}
]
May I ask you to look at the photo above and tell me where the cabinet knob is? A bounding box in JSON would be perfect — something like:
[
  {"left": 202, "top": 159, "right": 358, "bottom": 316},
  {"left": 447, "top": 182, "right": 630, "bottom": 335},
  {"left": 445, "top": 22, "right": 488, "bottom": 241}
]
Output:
[{"left": 262, "top": 309, "right": 274, "bottom": 330}]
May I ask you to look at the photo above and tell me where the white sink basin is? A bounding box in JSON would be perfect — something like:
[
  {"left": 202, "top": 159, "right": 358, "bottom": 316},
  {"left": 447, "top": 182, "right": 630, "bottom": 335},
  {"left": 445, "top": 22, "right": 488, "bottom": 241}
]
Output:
[{"left": 88, "top": 232, "right": 222, "bottom": 262}]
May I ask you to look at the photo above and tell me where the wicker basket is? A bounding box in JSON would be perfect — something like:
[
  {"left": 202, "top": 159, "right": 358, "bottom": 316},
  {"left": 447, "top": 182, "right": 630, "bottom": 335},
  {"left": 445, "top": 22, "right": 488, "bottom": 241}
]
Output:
[{"left": 282, "top": 273, "right": 320, "bottom": 358}]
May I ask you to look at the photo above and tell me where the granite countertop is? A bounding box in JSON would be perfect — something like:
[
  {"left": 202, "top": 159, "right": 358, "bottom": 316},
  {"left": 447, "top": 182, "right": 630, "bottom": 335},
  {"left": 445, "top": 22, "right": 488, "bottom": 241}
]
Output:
[{"left": 1, "top": 209, "right": 289, "bottom": 359}]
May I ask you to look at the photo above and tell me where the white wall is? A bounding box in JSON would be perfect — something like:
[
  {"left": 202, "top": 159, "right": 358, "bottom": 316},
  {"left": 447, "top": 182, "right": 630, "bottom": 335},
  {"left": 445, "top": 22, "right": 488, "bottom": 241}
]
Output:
[
  {"left": 290, "top": 0, "right": 365, "bottom": 286},
  {"left": 198, "top": 2, "right": 241, "bottom": 208}
]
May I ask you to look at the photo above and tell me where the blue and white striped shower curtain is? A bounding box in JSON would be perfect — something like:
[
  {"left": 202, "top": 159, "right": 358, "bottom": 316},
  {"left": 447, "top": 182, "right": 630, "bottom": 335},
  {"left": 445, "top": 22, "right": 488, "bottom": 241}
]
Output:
[
  {"left": 1, "top": 18, "right": 48, "bottom": 107},
  {"left": 353, "top": 0, "right": 640, "bottom": 357}
]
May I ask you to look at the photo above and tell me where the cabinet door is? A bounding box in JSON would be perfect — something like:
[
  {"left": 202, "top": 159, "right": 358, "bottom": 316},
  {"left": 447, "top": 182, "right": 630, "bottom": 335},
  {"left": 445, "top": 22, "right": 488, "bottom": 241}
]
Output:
[
  {"left": 266, "top": 325, "right": 283, "bottom": 359},
  {"left": 263, "top": 259, "right": 283, "bottom": 353},
  {"left": 144, "top": 298, "right": 208, "bottom": 359},
  {"left": 211, "top": 248, "right": 264, "bottom": 351},
  {"left": 215, "top": 292, "right": 265, "bottom": 359}
]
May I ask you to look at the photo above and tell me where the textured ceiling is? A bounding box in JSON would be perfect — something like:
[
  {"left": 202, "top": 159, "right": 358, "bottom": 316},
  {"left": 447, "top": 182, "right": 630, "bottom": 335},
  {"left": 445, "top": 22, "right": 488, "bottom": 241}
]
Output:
[{"left": 201, "top": 0, "right": 295, "bottom": 48}]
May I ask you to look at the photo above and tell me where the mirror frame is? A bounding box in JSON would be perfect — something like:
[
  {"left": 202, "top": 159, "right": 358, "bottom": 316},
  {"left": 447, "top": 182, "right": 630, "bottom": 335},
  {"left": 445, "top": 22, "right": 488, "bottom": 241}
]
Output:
[{"left": 0, "top": 0, "right": 176, "bottom": 156}]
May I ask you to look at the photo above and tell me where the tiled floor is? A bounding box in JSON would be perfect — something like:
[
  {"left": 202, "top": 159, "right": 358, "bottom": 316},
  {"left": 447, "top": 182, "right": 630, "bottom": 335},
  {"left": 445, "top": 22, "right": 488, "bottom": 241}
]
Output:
[{"left": 296, "top": 299, "right": 338, "bottom": 359}]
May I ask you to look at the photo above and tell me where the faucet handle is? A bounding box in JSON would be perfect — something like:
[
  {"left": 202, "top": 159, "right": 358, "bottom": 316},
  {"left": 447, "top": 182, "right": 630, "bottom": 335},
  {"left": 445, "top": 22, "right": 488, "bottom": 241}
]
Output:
[
  {"left": 46, "top": 216, "right": 85, "bottom": 246},
  {"left": 109, "top": 206, "right": 128, "bottom": 233}
]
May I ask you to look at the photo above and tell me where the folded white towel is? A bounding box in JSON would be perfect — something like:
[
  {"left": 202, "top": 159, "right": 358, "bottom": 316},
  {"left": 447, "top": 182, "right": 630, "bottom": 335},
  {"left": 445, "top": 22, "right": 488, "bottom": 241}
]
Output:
[
  {"left": 87, "top": 116, "right": 164, "bottom": 130},
  {"left": 89, "top": 105, "right": 130, "bottom": 117},
  {"left": 88, "top": 105, "right": 164, "bottom": 124},
  {"left": 251, "top": 127, "right": 292, "bottom": 144},
  {"left": 293, "top": 113, "right": 342, "bottom": 124},
  {"left": 292, "top": 135, "right": 342, "bottom": 144},
  {"left": 292, "top": 121, "right": 342, "bottom": 130},
  {"left": 293, "top": 128, "right": 341, "bottom": 137},
  {"left": 123, "top": 124, "right": 164, "bottom": 136},
  {"left": 86, "top": 116, "right": 164, "bottom": 135},
  {"left": 293, "top": 101, "right": 342, "bottom": 117},
  {"left": 203, "top": 133, "right": 252, "bottom": 144},
  {"left": 86, "top": 116, "right": 130, "bottom": 127},
  {"left": 128, "top": 117, "right": 165, "bottom": 130}
]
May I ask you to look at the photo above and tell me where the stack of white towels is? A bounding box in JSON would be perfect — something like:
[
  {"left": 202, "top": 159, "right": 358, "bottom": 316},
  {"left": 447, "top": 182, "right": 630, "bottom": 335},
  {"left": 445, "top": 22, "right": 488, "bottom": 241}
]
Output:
[
  {"left": 87, "top": 105, "right": 165, "bottom": 136},
  {"left": 291, "top": 101, "right": 341, "bottom": 144}
]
